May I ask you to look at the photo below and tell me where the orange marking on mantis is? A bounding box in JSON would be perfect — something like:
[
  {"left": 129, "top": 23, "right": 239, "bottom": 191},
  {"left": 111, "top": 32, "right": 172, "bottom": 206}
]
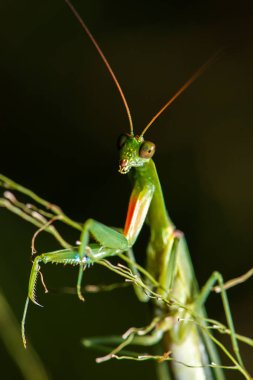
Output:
[
  {"left": 124, "top": 194, "right": 138, "bottom": 236},
  {"left": 124, "top": 190, "right": 152, "bottom": 244}
]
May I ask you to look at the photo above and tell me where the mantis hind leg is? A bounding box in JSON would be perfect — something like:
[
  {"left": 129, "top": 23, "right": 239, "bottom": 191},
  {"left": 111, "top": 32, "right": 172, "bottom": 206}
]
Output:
[
  {"left": 82, "top": 316, "right": 165, "bottom": 357},
  {"left": 124, "top": 249, "right": 150, "bottom": 302},
  {"left": 195, "top": 271, "right": 244, "bottom": 369},
  {"left": 123, "top": 233, "right": 181, "bottom": 304},
  {"left": 155, "top": 233, "right": 242, "bottom": 376},
  {"left": 82, "top": 316, "right": 172, "bottom": 380}
]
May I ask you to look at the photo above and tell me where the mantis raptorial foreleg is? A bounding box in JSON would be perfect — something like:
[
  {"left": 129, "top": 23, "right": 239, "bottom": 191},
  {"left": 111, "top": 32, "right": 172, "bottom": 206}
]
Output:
[
  {"left": 21, "top": 244, "right": 125, "bottom": 347},
  {"left": 75, "top": 179, "right": 154, "bottom": 299},
  {"left": 21, "top": 181, "right": 153, "bottom": 348},
  {"left": 76, "top": 219, "right": 129, "bottom": 300}
]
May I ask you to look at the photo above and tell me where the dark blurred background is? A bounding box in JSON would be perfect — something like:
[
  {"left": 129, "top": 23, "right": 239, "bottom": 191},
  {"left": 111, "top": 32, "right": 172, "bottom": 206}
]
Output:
[{"left": 0, "top": 0, "right": 252, "bottom": 379}]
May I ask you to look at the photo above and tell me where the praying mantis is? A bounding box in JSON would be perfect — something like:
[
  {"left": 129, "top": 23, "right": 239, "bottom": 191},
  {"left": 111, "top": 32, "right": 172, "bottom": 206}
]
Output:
[{"left": 0, "top": 1, "right": 252, "bottom": 380}]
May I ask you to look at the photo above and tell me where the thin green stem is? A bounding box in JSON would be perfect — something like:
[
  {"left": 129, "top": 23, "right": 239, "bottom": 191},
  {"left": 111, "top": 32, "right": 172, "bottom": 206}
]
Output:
[
  {"left": 0, "top": 290, "right": 50, "bottom": 380},
  {"left": 118, "top": 253, "right": 161, "bottom": 288},
  {"left": 205, "top": 318, "right": 253, "bottom": 347},
  {"left": 198, "top": 321, "right": 251, "bottom": 380},
  {"left": 0, "top": 198, "right": 71, "bottom": 249},
  {"left": 0, "top": 174, "right": 81, "bottom": 231}
]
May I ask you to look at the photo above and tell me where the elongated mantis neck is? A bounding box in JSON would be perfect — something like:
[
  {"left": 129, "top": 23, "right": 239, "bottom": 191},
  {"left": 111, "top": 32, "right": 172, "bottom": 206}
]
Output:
[{"left": 134, "top": 159, "right": 174, "bottom": 234}]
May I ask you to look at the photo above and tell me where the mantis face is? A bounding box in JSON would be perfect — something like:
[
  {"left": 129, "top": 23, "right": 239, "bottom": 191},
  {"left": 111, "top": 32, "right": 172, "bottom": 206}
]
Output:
[{"left": 117, "top": 134, "right": 156, "bottom": 174}]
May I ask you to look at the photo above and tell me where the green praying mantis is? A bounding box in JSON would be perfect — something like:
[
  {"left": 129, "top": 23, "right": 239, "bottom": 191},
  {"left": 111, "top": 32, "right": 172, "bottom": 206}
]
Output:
[{"left": 0, "top": 1, "right": 252, "bottom": 380}]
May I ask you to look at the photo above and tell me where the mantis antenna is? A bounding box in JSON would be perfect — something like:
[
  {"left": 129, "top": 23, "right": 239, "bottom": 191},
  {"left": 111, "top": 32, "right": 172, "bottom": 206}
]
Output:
[
  {"left": 65, "top": 0, "right": 134, "bottom": 135},
  {"left": 66, "top": 0, "right": 219, "bottom": 139},
  {"left": 140, "top": 51, "right": 220, "bottom": 137}
]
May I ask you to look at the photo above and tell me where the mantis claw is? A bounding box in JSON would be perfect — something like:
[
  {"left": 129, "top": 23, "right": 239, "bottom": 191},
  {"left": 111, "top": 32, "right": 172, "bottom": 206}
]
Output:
[
  {"left": 77, "top": 286, "right": 85, "bottom": 302},
  {"left": 31, "top": 297, "right": 44, "bottom": 308},
  {"left": 77, "top": 263, "right": 87, "bottom": 301},
  {"left": 28, "top": 256, "right": 44, "bottom": 306}
]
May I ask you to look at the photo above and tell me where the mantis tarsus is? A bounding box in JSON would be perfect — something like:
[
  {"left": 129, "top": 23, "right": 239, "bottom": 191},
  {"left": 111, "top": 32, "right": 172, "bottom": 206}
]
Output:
[{"left": 0, "top": 1, "right": 252, "bottom": 380}]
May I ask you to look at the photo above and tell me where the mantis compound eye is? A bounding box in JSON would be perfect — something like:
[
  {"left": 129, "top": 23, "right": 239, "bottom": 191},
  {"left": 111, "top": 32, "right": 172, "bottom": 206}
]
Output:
[
  {"left": 139, "top": 141, "right": 156, "bottom": 158},
  {"left": 117, "top": 133, "right": 128, "bottom": 150}
]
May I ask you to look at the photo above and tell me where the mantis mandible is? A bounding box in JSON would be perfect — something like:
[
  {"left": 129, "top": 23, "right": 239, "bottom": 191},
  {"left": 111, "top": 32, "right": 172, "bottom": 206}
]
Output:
[{"left": 0, "top": 1, "right": 251, "bottom": 380}]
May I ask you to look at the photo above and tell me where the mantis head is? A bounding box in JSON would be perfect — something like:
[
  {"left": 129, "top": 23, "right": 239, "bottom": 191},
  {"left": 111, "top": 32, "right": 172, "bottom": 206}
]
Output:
[{"left": 117, "top": 134, "right": 156, "bottom": 174}]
